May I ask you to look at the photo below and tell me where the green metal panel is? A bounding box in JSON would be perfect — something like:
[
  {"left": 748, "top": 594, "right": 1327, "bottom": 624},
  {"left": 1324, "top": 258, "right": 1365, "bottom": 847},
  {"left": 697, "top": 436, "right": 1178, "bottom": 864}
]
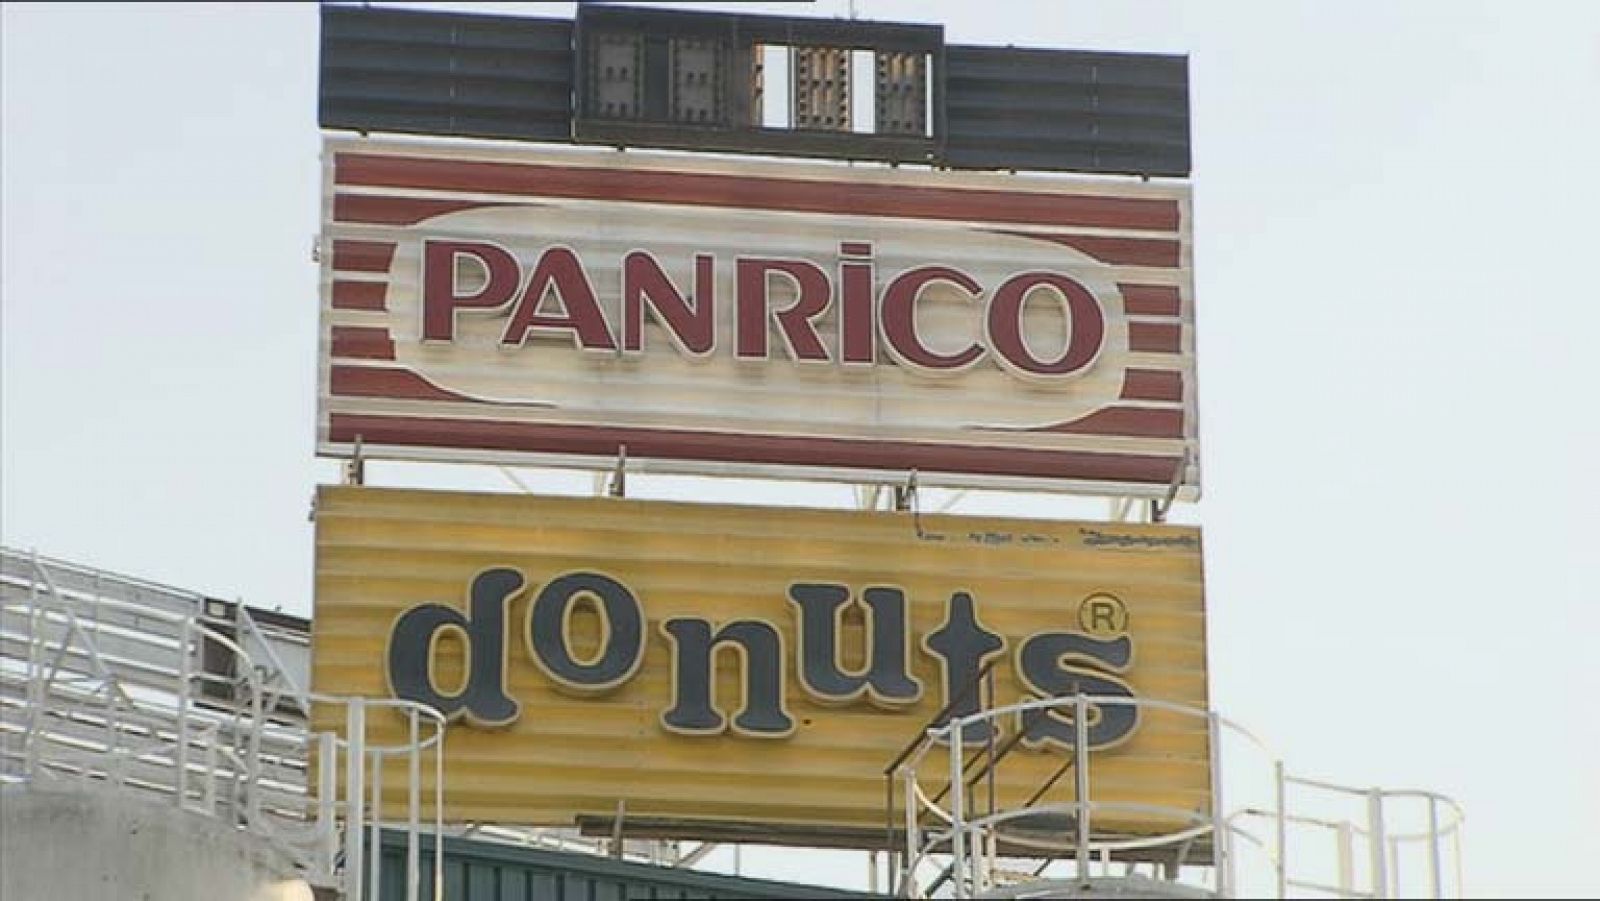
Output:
[{"left": 375, "top": 832, "right": 883, "bottom": 901}]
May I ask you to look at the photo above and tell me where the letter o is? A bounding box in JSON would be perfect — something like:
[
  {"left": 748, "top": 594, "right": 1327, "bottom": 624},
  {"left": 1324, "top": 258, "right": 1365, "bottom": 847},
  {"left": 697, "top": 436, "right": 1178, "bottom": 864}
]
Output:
[
  {"left": 987, "top": 272, "right": 1105, "bottom": 377},
  {"left": 526, "top": 572, "right": 645, "bottom": 694}
]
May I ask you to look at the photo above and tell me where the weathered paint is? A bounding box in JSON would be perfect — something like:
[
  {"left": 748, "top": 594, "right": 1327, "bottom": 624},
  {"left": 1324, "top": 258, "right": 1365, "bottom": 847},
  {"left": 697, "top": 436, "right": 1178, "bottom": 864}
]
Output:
[
  {"left": 318, "top": 138, "right": 1199, "bottom": 498},
  {"left": 312, "top": 486, "right": 1210, "bottom": 839}
]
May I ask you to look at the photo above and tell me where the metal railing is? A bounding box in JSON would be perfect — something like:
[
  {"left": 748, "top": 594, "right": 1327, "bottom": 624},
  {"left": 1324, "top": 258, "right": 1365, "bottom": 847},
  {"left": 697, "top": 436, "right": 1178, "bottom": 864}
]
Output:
[
  {"left": 0, "top": 548, "right": 447, "bottom": 900},
  {"left": 893, "top": 694, "right": 1465, "bottom": 899}
]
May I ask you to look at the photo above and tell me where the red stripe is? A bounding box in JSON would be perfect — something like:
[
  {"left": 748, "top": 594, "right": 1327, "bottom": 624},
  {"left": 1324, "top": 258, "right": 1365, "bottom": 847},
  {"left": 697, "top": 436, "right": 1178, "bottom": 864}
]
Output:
[
  {"left": 1027, "top": 407, "right": 1185, "bottom": 439},
  {"left": 331, "top": 281, "right": 387, "bottom": 311},
  {"left": 992, "top": 231, "right": 1181, "bottom": 267},
  {"left": 327, "top": 414, "right": 1186, "bottom": 485},
  {"left": 335, "top": 153, "right": 1181, "bottom": 233},
  {"left": 1120, "top": 370, "right": 1185, "bottom": 403},
  {"left": 333, "top": 194, "right": 505, "bottom": 226},
  {"left": 331, "top": 240, "right": 395, "bottom": 273},
  {"left": 328, "top": 366, "right": 510, "bottom": 404},
  {"left": 1129, "top": 322, "right": 1183, "bottom": 354},
  {"left": 330, "top": 326, "right": 395, "bottom": 361},
  {"left": 1119, "top": 284, "right": 1182, "bottom": 317}
]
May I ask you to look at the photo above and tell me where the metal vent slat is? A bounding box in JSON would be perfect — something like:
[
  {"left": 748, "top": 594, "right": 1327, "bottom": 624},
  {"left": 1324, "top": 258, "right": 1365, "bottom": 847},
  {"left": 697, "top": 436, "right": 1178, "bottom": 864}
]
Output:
[
  {"left": 319, "top": 5, "right": 573, "bottom": 143},
  {"left": 943, "top": 44, "right": 1191, "bottom": 176}
]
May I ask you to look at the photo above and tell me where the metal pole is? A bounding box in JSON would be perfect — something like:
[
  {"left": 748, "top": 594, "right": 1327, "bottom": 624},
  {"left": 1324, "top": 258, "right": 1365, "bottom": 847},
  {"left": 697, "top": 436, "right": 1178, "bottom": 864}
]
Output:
[
  {"left": 319, "top": 732, "right": 338, "bottom": 882},
  {"left": 1074, "top": 694, "right": 1090, "bottom": 882},
  {"left": 23, "top": 552, "right": 42, "bottom": 779},
  {"left": 202, "top": 725, "right": 218, "bottom": 815},
  {"left": 1207, "top": 712, "right": 1230, "bottom": 898},
  {"left": 1275, "top": 761, "right": 1288, "bottom": 899},
  {"left": 408, "top": 710, "right": 421, "bottom": 901},
  {"left": 1427, "top": 797, "right": 1442, "bottom": 899},
  {"left": 1367, "top": 789, "right": 1388, "bottom": 901},
  {"left": 1451, "top": 820, "right": 1464, "bottom": 899},
  {"left": 950, "top": 719, "right": 967, "bottom": 899},
  {"left": 434, "top": 722, "right": 444, "bottom": 901},
  {"left": 1389, "top": 836, "right": 1402, "bottom": 898},
  {"left": 1337, "top": 822, "right": 1355, "bottom": 897},
  {"left": 346, "top": 700, "right": 366, "bottom": 901},
  {"left": 175, "top": 619, "right": 191, "bottom": 809},
  {"left": 370, "top": 752, "right": 384, "bottom": 901},
  {"left": 904, "top": 766, "right": 921, "bottom": 897}
]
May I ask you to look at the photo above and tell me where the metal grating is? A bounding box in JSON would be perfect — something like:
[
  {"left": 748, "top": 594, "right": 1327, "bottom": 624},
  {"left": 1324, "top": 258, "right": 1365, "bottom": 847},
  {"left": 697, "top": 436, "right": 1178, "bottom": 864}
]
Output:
[
  {"left": 875, "top": 50, "right": 927, "bottom": 136},
  {"left": 319, "top": 4, "right": 573, "bottom": 143},
  {"left": 944, "top": 44, "right": 1191, "bottom": 177},
  {"left": 792, "top": 46, "right": 851, "bottom": 131}
]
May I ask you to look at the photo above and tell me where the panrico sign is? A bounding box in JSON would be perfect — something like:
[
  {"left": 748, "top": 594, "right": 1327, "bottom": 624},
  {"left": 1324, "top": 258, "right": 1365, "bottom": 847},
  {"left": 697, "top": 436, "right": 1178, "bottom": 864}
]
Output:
[
  {"left": 319, "top": 138, "right": 1199, "bottom": 497},
  {"left": 421, "top": 240, "right": 1106, "bottom": 378}
]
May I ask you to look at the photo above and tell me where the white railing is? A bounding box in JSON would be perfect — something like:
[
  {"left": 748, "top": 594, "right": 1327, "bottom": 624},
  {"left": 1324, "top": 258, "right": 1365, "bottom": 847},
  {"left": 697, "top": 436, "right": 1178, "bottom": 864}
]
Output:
[
  {"left": 893, "top": 694, "right": 1464, "bottom": 899},
  {"left": 0, "top": 548, "right": 447, "bottom": 900}
]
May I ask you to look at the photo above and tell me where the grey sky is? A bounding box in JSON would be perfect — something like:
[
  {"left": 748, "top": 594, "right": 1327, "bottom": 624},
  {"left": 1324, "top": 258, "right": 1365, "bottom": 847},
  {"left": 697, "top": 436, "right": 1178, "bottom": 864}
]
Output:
[{"left": 3, "top": 1, "right": 1597, "bottom": 896}]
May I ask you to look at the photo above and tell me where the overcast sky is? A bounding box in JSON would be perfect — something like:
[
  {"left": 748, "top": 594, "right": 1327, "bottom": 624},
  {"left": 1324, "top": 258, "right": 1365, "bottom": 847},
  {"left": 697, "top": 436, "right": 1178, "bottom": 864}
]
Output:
[{"left": 3, "top": 1, "right": 1597, "bottom": 897}]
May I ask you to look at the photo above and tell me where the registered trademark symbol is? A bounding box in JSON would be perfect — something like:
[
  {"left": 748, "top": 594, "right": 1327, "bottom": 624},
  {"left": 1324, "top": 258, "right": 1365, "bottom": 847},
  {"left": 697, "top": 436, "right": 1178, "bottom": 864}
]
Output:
[{"left": 1078, "top": 593, "right": 1129, "bottom": 637}]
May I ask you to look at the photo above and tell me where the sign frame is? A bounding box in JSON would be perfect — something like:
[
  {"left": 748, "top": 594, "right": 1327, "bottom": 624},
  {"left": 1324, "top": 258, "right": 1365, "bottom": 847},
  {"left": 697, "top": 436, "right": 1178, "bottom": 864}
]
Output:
[
  {"left": 318, "top": 137, "right": 1199, "bottom": 498},
  {"left": 312, "top": 485, "right": 1212, "bottom": 842}
]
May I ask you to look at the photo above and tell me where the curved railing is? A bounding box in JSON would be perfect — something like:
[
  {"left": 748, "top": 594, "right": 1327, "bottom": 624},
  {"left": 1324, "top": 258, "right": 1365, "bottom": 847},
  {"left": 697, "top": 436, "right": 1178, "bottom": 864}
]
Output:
[
  {"left": 892, "top": 694, "right": 1464, "bottom": 899},
  {"left": 0, "top": 549, "right": 448, "bottom": 901}
]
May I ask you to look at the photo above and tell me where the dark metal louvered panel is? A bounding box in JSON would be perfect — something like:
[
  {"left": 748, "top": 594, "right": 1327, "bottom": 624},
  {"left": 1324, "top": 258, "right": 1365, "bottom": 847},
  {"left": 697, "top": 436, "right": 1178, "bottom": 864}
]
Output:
[
  {"left": 944, "top": 45, "right": 1190, "bottom": 176},
  {"left": 319, "top": 4, "right": 573, "bottom": 143},
  {"left": 318, "top": 5, "right": 1192, "bottom": 178}
]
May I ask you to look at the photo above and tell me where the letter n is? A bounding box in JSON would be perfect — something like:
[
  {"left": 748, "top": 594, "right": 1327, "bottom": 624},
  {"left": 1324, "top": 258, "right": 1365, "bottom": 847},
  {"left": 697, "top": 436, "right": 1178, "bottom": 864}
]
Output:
[{"left": 660, "top": 618, "right": 794, "bottom": 738}]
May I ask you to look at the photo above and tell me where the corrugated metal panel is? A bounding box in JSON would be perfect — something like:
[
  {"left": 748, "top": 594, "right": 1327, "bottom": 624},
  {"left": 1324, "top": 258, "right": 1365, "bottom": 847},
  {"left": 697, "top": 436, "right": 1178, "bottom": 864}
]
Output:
[
  {"left": 944, "top": 45, "right": 1191, "bottom": 177},
  {"left": 312, "top": 487, "right": 1210, "bottom": 841},
  {"left": 318, "top": 137, "right": 1200, "bottom": 499},
  {"left": 319, "top": 4, "right": 573, "bottom": 143},
  {"left": 376, "top": 831, "right": 882, "bottom": 900}
]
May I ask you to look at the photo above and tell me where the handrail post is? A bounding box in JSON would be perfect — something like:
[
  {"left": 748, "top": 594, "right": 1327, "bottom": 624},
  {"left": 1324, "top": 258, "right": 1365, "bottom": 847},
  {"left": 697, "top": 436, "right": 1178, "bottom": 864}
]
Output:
[
  {"left": 346, "top": 699, "right": 366, "bottom": 901},
  {"left": 1207, "top": 711, "right": 1231, "bottom": 898},
  {"left": 1367, "top": 789, "right": 1388, "bottom": 901},
  {"left": 1074, "top": 693, "right": 1090, "bottom": 883},
  {"left": 318, "top": 731, "right": 338, "bottom": 882},
  {"left": 433, "top": 715, "right": 444, "bottom": 901},
  {"left": 24, "top": 551, "right": 44, "bottom": 778},
  {"left": 370, "top": 751, "right": 384, "bottom": 901},
  {"left": 1337, "top": 822, "right": 1355, "bottom": 897},
  {"left": 903, "top": 765, "right": 920, "bottom": 897},
  {"left": 949, "top": 719, "right": 967, "bottom": 899},
  {"left": 1427, "top": 796, "right": 1442, "bottom": 899},
  {"left": 1275, "top": 761, "right": 1288, "bottom": 899},
  {"left": 408, "top": 709, "right": 422, "bottom": 901},
  {"left": 176, "top": 619, "right": 192, "bottom": 809}
]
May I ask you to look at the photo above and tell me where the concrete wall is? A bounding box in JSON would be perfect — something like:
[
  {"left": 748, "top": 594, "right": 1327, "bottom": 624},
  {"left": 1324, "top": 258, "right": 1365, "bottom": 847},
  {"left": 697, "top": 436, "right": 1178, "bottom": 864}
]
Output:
[{"left": 0, "top": 784, "right": 313, "bottom": 901}]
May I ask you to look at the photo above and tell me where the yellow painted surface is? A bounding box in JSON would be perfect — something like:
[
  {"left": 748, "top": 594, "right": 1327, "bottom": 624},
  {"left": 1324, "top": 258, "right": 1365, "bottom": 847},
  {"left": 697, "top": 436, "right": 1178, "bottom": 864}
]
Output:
[{"left": 313, "top": 485, "right": 1210, "bottom": 837}]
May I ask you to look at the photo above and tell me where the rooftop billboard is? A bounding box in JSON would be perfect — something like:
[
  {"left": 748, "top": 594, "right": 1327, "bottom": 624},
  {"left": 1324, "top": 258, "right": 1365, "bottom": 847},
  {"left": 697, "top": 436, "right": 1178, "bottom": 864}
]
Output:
[
  {"left": 318, "top": 138, "right": 1199, "bottom": 498},
  {"left": 312, "top": 486, "right": 1210, "bottom": 840}
]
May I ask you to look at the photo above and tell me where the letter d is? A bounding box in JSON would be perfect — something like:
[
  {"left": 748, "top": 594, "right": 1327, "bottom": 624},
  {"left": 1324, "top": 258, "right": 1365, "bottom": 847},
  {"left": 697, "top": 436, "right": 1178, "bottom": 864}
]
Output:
[{"left": 386, "top": 568, "right": 523, "bottom": 726}]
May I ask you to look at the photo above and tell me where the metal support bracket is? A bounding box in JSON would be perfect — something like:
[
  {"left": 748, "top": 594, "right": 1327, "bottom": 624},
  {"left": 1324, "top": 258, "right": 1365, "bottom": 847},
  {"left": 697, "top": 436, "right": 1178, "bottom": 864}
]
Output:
[
  {"left": 608, "top": 444, "right": 629, "bottom": 498},
  {"left": 1150, "top": 446, "right": 1190, "bottom": 523},
  {"left": 343, "top": 435, "right": 366, "bottom": 486},
  {"left": 610, "top": 798, "right": 627, "bottom": 859},
  {"left": 894, "top": 469, "right": 919, "bottom": 512}
]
